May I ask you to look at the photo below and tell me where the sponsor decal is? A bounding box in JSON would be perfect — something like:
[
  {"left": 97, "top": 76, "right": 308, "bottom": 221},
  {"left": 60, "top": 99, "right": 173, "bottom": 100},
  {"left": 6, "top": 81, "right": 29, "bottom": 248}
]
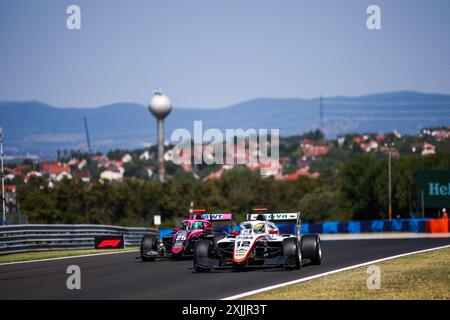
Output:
[
  {"left": 249, "top": 213, "right": 298, "bottom": 221},
  {"left": 428, "top": 183, "right": 450, "bottom": 196},
  {"left": 417, "top": 171, "right": 450, "bottom": 207},
  {"left": 273, "top": 213, "right": 297, "bottom": 220},
  {"left": 201, "top": 213, "right": 232, "bottom": 221},
  {"left": 174, "top": 241, "right": 184, "bottom": 248},
  {"left": 174, "top": 231, "right": 188, "bottom": 248},
  {"left": 233, "top": 236, "right": 264, "bottom": 263},
  {"left": 94, "top": 235, "right": 124, "bottom": 249},
  {"left": 98, "top": 240, "right": 121, "bottom": 248}
]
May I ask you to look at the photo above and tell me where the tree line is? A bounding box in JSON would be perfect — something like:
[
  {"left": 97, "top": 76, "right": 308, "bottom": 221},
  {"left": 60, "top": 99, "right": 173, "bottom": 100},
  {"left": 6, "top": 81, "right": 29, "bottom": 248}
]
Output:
[{"left": 16, "top": 152, "right": 450, "bottom": 227}]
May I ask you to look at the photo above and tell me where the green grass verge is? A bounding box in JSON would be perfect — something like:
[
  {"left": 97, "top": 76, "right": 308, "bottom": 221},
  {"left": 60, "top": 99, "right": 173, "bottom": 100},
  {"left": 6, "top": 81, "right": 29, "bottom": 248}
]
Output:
[
  {"left": 245, "top": 247, "right": 450, "bottom": 300},
  {"left": 0, "top": 247, "right": 138, "bottom": 264}
]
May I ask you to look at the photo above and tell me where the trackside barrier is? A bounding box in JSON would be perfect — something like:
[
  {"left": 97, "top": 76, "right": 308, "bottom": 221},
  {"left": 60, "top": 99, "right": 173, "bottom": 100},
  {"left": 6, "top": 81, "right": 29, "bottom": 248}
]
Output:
[
  {"left": 300, "top": 218, "right": 433, "bottom": 234},
  {"left": 0, "top": 224, "right": 158, "bottom": 255},
  {"left": 426, "top": 219, "right": 449, "bottom": 233},
  {"left": 159, "top": 218, "right": 448, "bottom": 238}
]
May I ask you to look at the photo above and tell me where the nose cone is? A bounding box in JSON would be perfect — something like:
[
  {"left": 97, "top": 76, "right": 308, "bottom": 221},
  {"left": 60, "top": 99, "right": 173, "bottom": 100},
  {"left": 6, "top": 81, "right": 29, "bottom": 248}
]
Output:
[{"left": 148, "top": 92, "right": 172, "bottom": 119}]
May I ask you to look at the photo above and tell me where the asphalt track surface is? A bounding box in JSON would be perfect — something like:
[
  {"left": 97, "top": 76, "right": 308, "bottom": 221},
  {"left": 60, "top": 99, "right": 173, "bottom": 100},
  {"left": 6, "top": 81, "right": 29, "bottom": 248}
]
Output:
[{"left": 0, "top": 238, "right": 449, "bottom": 300}]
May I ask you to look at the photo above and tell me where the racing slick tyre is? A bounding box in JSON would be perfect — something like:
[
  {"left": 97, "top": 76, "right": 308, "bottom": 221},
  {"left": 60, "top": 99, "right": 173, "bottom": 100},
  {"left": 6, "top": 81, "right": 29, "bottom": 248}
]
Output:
[
  {"left": 283, "top": 237, "right": 301, "bottom": 270},
  {"left": 194, "top": 240, "right": 211, "bottom": 272},
  {"left": 140, "top": 235, "right": 158, "bottom": 262},
  {"left": 301, "top": 234, "right": 322, "bottom": 265}
]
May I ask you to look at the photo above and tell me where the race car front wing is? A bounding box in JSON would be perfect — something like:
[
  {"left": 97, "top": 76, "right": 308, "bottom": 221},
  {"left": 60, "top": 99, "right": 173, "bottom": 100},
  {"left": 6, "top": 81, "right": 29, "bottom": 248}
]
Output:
[{"left": 196, "top": 255, "right": 286, "bottom": 269}]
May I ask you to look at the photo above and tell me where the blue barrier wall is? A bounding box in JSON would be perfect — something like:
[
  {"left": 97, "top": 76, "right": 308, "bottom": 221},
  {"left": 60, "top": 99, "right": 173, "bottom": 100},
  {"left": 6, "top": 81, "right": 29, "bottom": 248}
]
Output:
[
  {"left": 159, "top": 218, "right": 430, "bottom": 238},
  {"left": 159, "top": 228, "right": 173, "bottom": 238},
  {"left": 300, "top": 218, "right": 429, "bottom": 234}
]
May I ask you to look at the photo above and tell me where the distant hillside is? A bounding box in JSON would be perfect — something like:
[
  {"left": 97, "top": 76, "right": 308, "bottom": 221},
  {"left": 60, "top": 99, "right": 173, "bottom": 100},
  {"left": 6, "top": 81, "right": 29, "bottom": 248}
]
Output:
[{"left": 1, "top": 91, "right": 450, "bottom": 158}]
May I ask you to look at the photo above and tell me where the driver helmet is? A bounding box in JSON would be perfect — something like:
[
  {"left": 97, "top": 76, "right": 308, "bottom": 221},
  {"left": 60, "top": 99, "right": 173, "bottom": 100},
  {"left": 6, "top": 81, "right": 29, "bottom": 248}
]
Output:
[
  {"left": 253, "top": 223, "right": 266, "bottom": 234},
  {"left": 256, "top": 214, "right": 266, "bottom": 221},
  {"left": 192, "top": 221, "right": 204, "bottom": 230}
]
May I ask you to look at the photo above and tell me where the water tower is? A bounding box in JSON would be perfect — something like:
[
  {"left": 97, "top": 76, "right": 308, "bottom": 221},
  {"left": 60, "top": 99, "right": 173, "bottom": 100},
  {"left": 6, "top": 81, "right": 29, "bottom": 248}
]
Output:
[{"left": 148, "top": 90, "right": 172, "bottom": 182}]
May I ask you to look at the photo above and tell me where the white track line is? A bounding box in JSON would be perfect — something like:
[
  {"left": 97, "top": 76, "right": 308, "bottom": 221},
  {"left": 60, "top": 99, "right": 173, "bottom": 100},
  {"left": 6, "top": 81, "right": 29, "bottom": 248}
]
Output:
[
  {"left": 0, "top": 249, "right": 139, "bottom": 266},
  {"left": 221, "top": 244, "right": 450, "bottom": 300}
]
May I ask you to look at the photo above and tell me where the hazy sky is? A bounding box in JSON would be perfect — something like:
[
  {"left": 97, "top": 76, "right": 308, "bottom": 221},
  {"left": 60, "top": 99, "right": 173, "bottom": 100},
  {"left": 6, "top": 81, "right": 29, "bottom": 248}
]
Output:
[{"left": 0, "top": 0, "right": 449, "bottom": 108}]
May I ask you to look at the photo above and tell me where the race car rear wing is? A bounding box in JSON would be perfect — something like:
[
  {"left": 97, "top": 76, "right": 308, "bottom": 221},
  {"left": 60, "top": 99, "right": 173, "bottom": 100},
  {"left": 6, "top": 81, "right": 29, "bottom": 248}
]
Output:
[
  {"left": 246, "top": 212, "right": 299, "bottom": 222},
  {"left": 210, "top": 213, "right": 236, "bottom": 234},
  {"left": 189, "top": 211, "right": 236, "bottom": 232},
  {"left": 188, "top": 212, "right": 234, "bottom": 222},
  {"left": 246, "top": 211, "right": 301, "bottom": 236},
  {"left": 200, "top": 213, "right": 234, "bottom": 221}
]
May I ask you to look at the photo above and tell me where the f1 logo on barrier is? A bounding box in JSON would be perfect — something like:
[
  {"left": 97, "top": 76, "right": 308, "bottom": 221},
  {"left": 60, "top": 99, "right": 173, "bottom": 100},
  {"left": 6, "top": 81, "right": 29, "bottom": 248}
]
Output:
[
  {"left": 98, "top": 239, "right": 121, "bottom": 248},
  {"left": 94, "top": 235, "right": 124, "bottom": 249}
]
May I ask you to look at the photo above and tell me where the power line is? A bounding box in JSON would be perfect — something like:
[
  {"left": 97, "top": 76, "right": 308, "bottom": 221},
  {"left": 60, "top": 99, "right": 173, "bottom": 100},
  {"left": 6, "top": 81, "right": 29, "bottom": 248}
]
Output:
[
  {"left": 83, "top": 117, "right": 92, "bottom": 154},
  {"left": 0, "top": 127, "right": 6, "bottom": 225},
  {"left": 319, "top": 93, "right": 324, "bottom": 130}
]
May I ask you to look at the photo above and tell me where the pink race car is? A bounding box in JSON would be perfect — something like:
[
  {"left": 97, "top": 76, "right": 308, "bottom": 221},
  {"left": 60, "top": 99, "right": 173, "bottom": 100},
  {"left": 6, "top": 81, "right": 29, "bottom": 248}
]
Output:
[{"left": 140, "top": 209, "right": 234, "bottom": 261}]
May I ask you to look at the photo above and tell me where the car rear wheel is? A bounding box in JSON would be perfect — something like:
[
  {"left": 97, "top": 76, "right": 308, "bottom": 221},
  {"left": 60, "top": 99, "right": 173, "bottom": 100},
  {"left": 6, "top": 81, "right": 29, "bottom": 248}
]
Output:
[
  {"left": 140, "top": 235, "right": 158, "bottom": 262},
  {"left": 194, "top": 240, "right": 211, "bottom": 272},
  {"left": 283, "top": 237, "right": 301, "bottom": 270},
  {"left": 301, "top": 234, "right": 322, "bottom": 265}
]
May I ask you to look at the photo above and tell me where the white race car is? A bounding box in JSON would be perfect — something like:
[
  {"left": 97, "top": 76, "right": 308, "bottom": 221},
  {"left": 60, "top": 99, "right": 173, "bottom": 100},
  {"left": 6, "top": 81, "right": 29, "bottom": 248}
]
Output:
[{"left": 193, "top": 210, "right": 322, "bottom": 271}]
